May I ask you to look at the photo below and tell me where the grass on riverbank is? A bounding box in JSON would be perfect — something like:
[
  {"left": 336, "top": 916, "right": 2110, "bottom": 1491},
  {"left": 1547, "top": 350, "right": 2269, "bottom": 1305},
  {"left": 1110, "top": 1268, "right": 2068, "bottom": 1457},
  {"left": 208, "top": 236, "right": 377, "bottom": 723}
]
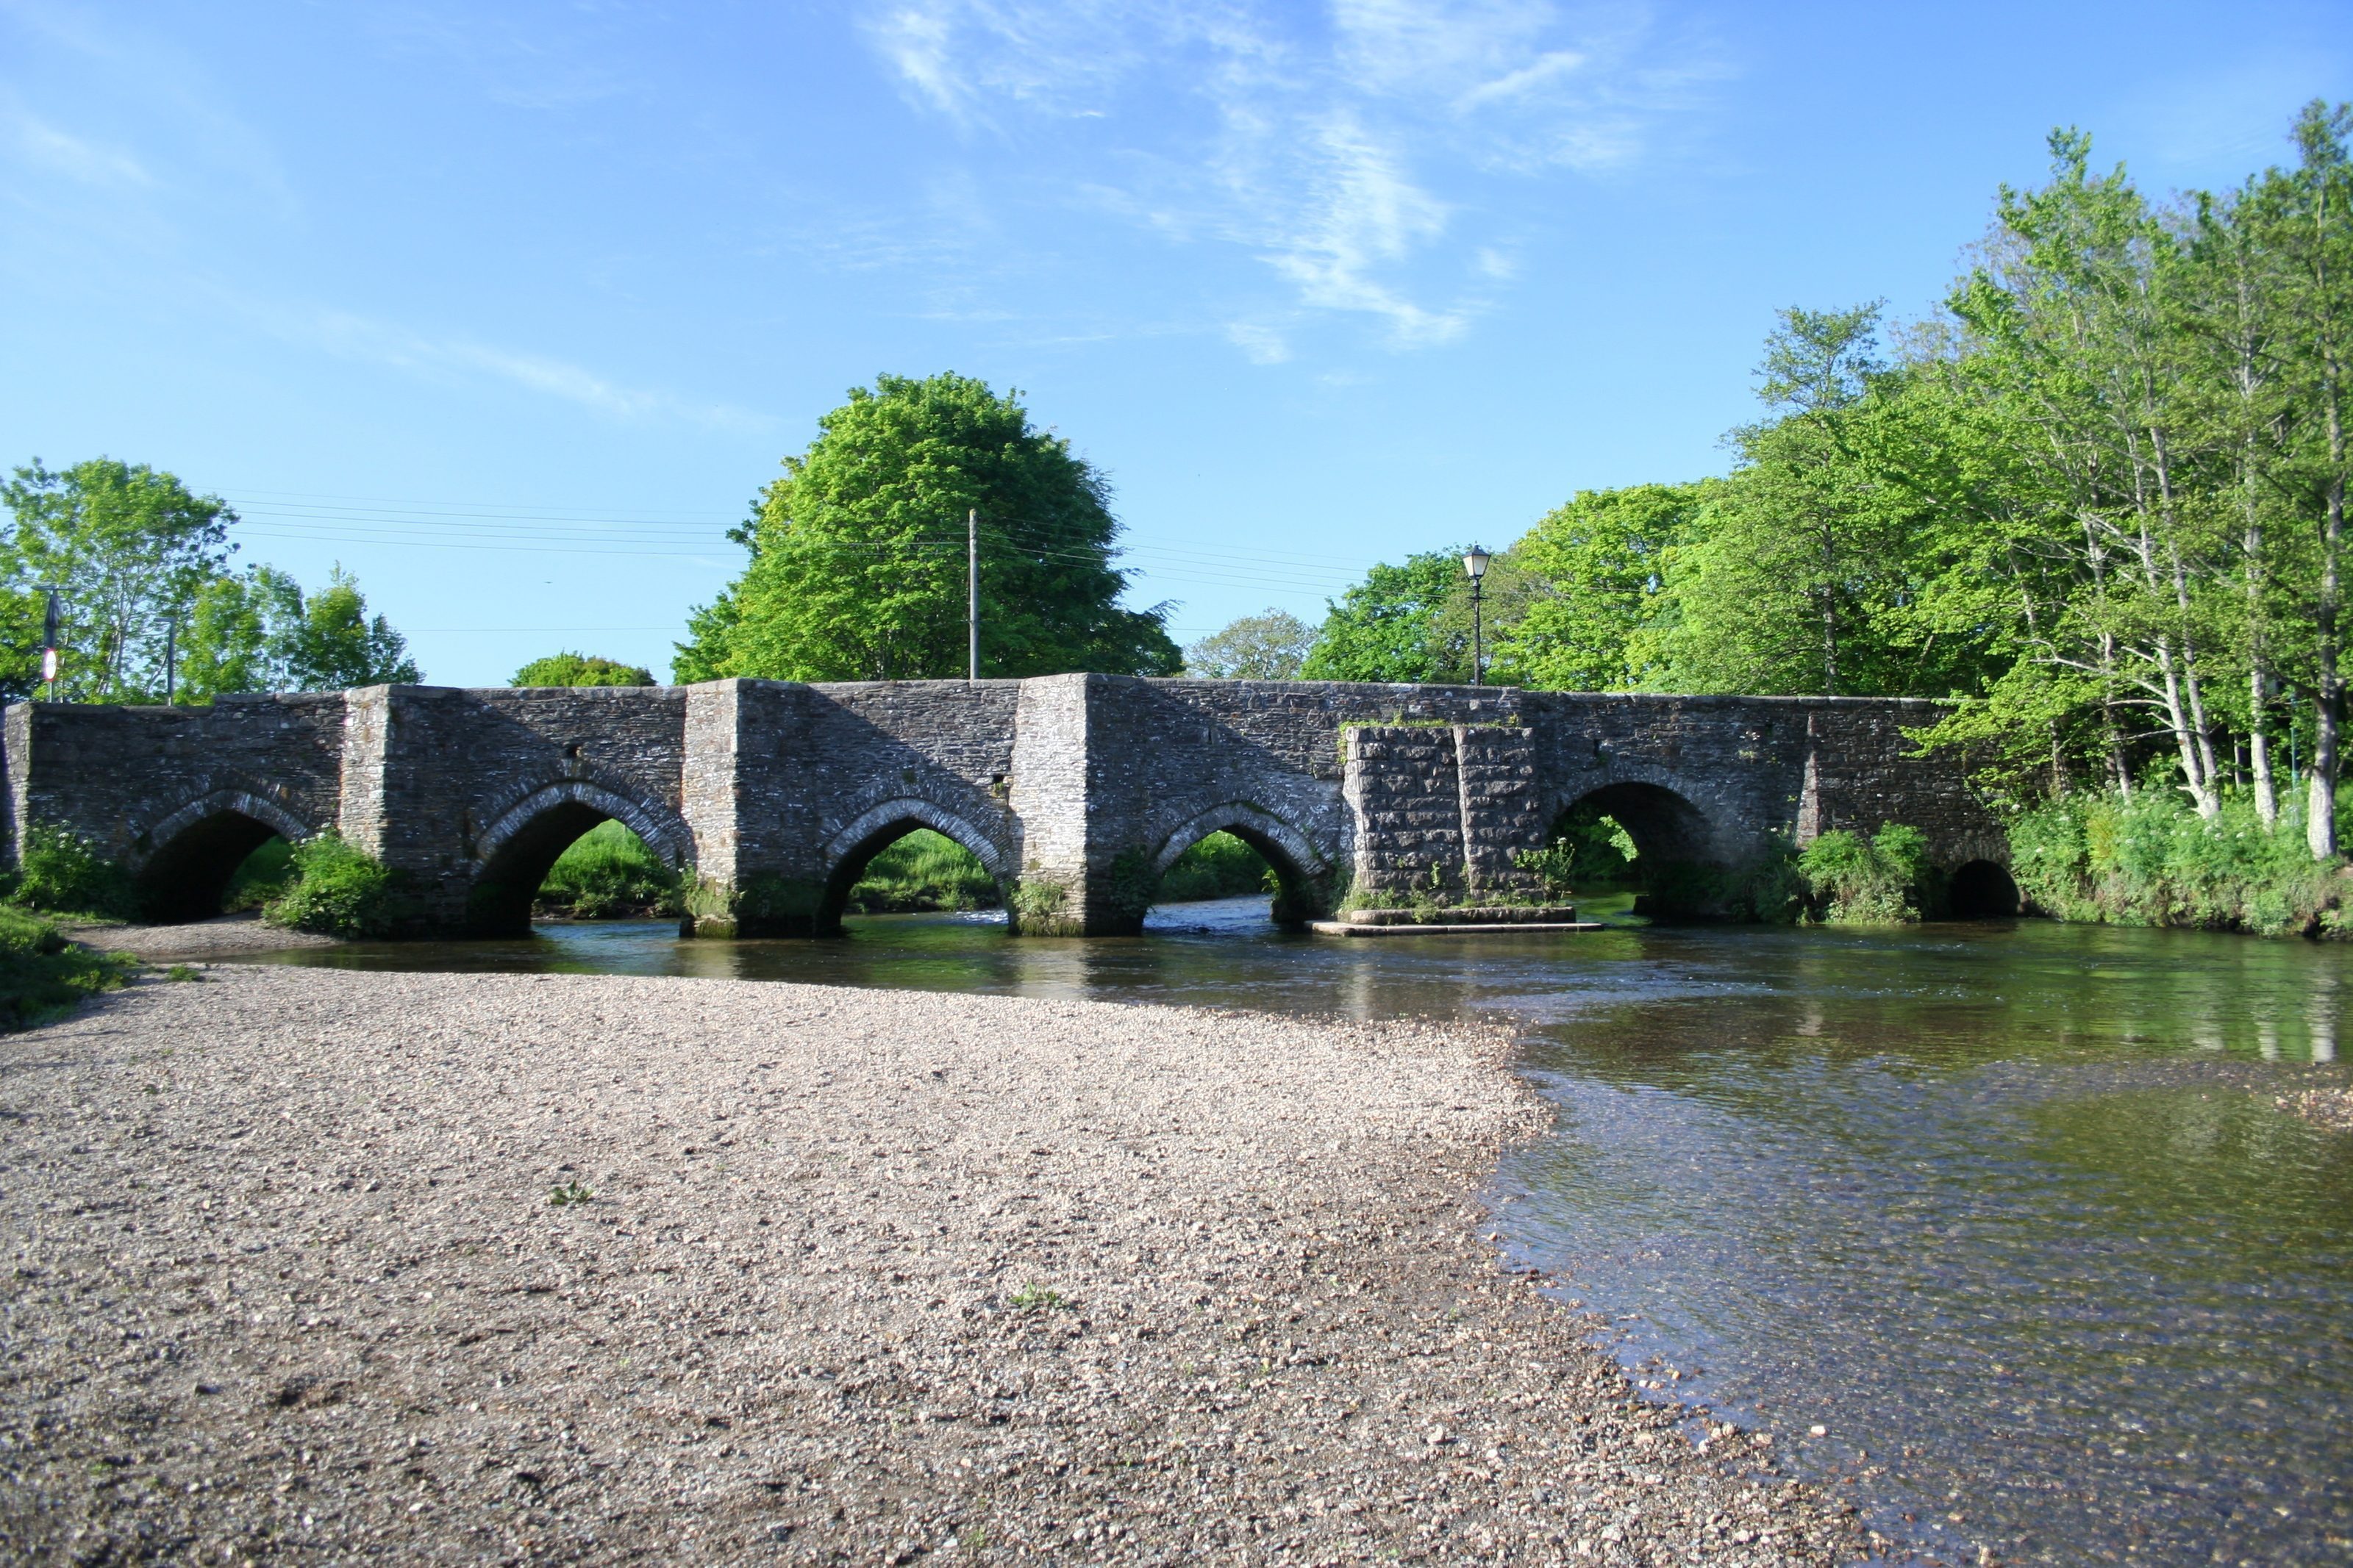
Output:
[
  {"left": 0, "top": 906, "right": 135, "bottom": 1030},
  {"left": 1156, "top": 832, "right": 1276, "bottom": 902},
  {"left": 2, "top": 824, "right": 137, "bottom": 923},
  {"left": 843, "top": 828, "right": 1277, "bottom": 915},
  {"left": 845, "top": 831, "right": 998, "bottom": 914},
  {"left": 537, "top": 821, "right": 682, "bottom": 919},
  {"left": 226, "top": 837, "right": 293, "bottom": 911},
  {"left": 2010, "top": 792, "right": 2349, "bottom": 937}
]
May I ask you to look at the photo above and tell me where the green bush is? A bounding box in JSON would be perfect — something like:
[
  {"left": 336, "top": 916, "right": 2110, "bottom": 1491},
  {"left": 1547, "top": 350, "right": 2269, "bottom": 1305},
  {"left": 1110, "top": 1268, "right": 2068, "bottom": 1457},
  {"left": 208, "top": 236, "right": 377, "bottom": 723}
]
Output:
[
  {"left": 0, "top": 906, "right": 133, "bottom": 1030},
  {"left": 2007, "top": 792, "right": 2339, "bottom": 935},
  {"left": 7, "top": 823, "right": 135, "bottom": 920},
  {"left": 1512, "top": 836, "right": 1579, "bottom": 899},
  {"left": 511, "top": 651, "right": 655, "bottom": 687},
  {"left": 1729, "top": 842, "right": 1809, "bottom": 923},
  {"left": 1156, "top": 832, "right": 1277, "bottom": 902},
  {"left": 1799, "top": 823, "right": 1932, "bottom": 923},
  {"left": 264, "top": 831, "right": 404, "bottom": 938},
  {"left": 845, "top": 829, "right": 1000, "bottom": 914},
  {"left": 536, "top": 820, "right": 682, "bottom": 918},
  {"left": 1529, "top": 803, "right": 1641, "bottom": 887}
]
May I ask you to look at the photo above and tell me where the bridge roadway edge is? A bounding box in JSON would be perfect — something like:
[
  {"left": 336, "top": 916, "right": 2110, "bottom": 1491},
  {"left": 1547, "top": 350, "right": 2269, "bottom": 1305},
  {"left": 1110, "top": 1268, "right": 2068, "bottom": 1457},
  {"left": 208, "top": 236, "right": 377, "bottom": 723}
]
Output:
[{"left": 0, "top": 679, "right": 2002, "bottom": 937}]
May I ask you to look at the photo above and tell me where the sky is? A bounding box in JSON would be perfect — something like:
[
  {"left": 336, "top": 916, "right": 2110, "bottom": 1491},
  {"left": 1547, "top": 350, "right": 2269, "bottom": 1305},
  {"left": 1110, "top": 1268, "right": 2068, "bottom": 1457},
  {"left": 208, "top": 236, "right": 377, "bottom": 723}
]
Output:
[{"left": 3, "top": 0, "right": 2349, "bottom": 687}]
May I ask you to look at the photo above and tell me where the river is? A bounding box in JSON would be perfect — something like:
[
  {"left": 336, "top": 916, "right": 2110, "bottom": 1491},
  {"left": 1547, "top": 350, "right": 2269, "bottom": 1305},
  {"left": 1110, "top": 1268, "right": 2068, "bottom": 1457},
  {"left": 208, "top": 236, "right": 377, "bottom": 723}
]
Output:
[{"left": 239, "top": 897, "right": 2353, "bottom": 1567}]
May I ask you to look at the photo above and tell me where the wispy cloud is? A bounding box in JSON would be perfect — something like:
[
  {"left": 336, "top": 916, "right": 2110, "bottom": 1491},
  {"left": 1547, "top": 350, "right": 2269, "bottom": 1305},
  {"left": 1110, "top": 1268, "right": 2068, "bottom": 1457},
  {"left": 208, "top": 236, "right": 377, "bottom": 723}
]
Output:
[
  {"left": 1227, "top": 321, "right": 1293, "bottom": 364},
  {"left": 238, "top": 297, "right": 771, "bottom": 432},
  {"left": 3, "top": 104, "right": 151, "bottom": 187},
  {"left": 356, "top": 5, "right": 643, "bottom": 112},
  {"left": 0, "top": 7, "right": 295, "bottom": 213},
  {"left": 1267, "top": 115, "right": 1462, "bottom": 342},
  {"left": 857, "top": 1, "right": 1724, "bottom": 354}
]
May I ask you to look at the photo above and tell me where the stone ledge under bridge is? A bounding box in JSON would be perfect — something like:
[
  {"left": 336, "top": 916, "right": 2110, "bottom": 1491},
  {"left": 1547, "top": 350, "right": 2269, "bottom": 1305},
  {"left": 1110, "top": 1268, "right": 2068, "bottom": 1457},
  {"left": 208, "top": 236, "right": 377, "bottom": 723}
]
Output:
[{"left": 0, "top": 676, "right": 2011, "bottom": 937}]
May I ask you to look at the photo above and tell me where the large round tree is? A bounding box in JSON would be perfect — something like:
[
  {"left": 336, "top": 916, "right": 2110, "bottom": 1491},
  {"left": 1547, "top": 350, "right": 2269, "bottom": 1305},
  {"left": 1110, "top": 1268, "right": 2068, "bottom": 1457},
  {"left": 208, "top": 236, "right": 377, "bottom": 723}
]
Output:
[{"left": 675, "top": 373, "right": 1179, "bottom": 683}]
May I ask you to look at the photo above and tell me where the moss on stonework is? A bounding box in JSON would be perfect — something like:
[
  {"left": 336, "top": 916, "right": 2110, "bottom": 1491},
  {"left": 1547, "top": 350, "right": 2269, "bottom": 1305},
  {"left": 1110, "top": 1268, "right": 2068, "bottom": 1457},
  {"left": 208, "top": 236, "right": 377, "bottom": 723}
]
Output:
[
  {"left": 684, "top": 872, "right": 826, "bottom": 936},
  {"left": 1096, "top": 850, "right": 1160, "bottom": 927},
  {"left": 1009, "top": 876, "right": 1076, "bottom": 935}
]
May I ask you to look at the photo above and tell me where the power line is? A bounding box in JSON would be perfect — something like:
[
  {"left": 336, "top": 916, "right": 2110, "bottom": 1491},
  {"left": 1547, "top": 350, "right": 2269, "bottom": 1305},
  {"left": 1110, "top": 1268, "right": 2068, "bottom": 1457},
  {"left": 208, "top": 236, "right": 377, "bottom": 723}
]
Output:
[
  {"left": 219, "top": 492, "right": 1377, "bottom": 571},
  {"left": 231, "top": 523, "right": 1359, "bottom": 596}
]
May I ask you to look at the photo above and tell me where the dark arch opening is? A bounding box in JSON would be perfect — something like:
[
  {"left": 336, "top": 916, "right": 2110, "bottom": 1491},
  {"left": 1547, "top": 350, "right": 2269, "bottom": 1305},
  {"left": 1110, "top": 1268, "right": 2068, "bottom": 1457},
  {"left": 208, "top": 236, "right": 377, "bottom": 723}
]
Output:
[
  {"left": 820, "top": 820, "right": 1007, "bottom": 937},
  {"left": 471, "top": 801, "right": 684, "bottom": 937},
  {"left": 1546, "top": 782, "right": 1720, "bottom": 916},
  {"left": 1947, "top": 859, "right": 2021, "bottom": 919},
  {"left": 137, "top": 811, "right": 288, "bottom": 923},
  {"left": 1151, "top": 824, "right": 1327, "bottom": 930}
]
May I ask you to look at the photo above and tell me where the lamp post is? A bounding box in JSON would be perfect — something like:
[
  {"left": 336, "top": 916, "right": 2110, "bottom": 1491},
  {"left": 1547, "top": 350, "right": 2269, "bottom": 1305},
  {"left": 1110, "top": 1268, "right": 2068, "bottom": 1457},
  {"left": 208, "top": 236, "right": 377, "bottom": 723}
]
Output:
[
  {"left": 1461, "top": 545, "right": 1490, "bottom": 687},
  {"left": 35, "top": 584, "right": 60, "bottom": 699}
]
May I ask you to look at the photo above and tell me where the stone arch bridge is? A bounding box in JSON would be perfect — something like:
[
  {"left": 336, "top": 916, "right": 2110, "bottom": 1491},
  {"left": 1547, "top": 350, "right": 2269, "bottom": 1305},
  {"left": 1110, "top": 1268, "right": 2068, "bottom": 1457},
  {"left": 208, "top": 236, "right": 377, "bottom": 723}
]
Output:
[{"left": 0, "top": 676, "right": 2007, "bottom": 937}]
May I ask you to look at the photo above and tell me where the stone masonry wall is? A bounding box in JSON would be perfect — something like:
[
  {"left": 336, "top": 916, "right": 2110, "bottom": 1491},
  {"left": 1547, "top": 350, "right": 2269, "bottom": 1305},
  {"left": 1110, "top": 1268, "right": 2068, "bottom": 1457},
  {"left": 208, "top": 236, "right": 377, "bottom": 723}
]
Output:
[
  {"left": 4, "top": 694, "right": 348, "bottom": 871},
  {"left": 349, "top": 686, "right": 692, "bottom": 927},
  {"left": 0, "top": 679, "right": 2002, "bottom": 935}
]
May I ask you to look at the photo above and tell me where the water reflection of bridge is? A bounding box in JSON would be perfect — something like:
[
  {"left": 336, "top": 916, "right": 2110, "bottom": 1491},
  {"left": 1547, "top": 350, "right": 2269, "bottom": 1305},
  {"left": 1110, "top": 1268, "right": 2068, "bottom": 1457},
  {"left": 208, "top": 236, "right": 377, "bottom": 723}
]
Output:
[{"left": 2, "top": 675, "right": 2009, "bottom": 937}]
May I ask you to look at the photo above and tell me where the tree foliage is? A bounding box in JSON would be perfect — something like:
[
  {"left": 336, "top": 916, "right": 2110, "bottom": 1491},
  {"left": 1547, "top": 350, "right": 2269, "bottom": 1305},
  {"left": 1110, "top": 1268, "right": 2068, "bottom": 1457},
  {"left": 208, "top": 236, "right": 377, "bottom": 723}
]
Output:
[
  {"left": 1496, "top": 484, "right": 1701, "bottom": 691},
  {"left": 1318, "top": 100, "right": 2353, "bottom": 860},
  {"left": 1300, "top": 552, "right": 1471, "bottom": 683},
  {"left": 1185, "top": 609, "right": 1315, "bottom": 679},
  {"left": 676, "top": 373, "right": 1179, "bottom": 682},
  {"left": 513, "top": 651, "right": 654, "bottom": 687},
  {"left": 1, "top": 458, "right": 235, "bottom": 702},
  {"left": 178, "top": 565, "right": 421, "bottom": 698}
]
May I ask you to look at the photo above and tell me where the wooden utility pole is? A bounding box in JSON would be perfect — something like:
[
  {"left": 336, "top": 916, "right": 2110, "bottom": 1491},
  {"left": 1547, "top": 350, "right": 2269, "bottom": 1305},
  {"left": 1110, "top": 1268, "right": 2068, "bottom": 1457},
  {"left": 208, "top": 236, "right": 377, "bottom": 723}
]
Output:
[{"left": 968, "top": 509, "right": 979, "bottom": 683}]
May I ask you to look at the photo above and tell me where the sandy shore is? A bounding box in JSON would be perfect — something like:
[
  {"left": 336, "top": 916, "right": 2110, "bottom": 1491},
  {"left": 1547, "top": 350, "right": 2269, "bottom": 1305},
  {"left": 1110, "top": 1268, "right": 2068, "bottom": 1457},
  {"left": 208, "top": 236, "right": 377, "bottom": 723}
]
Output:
[
  {"left": 63, "top": 912, "right": 340, "bottom": 960},
  {"left": 0, "top": 967, "right": 1858, "bottom": 1565}
]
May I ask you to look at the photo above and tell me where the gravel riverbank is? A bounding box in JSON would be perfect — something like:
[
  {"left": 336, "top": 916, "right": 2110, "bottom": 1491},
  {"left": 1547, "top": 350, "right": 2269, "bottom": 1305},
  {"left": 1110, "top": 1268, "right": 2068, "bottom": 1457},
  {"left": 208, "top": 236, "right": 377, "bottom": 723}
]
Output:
[
  {"left": 63, "top": 914, "right": 338, "bottom": 960},
  {"left": 0, "top": 967, "right": 1860, "bottom": 1565}
]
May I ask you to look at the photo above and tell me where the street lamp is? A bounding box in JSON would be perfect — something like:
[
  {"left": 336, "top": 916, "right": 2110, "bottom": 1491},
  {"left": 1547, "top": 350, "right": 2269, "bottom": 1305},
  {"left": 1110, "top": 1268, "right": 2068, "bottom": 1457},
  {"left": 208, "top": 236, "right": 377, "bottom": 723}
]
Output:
[
  {"left": 1461, "top": 545, "right": 1490, "bottom": 687},
  {"left": 35, "top": 584, "right": 60, "bottom": 699}
]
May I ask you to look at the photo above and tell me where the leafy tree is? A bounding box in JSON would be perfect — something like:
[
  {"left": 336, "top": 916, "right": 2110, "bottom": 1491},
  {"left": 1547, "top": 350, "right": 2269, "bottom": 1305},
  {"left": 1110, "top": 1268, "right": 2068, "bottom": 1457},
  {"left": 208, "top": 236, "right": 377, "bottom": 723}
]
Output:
[
  {"left": 1302, "top": 547, "right": 1543, "bottom": 685},
  {"left": 1640, "top": 304, "right": 1943, "bottom": 698},
  {"left": 285, "top": 568, "right": 421, "bottom": 690},
  {"left": 1300, "top": 551, "right": 1469, "bottom": 683},
  {"left": 176, "top": 568, "right": 295, "bottom": 698},
  {"left": 1185, "top": 609, "right": 1315, "bottom": 679},
  {"left": 1, "top": 458, "right": 235, "bottom": 701},
  {"left": 1497, "top": 483, "right": 1703, "bottom": 691},
  {"left": 513, "top": 651, "right": 655, "bottom": 687},
  {"left": 676, "top": 373, "right": 1179, "bottom": 681},
  {"left": 2265, "top": 101, "right": 2353, "bottom": 854},
  {"left": 177, "top": 565, "right": 420, "bottom": 698}
]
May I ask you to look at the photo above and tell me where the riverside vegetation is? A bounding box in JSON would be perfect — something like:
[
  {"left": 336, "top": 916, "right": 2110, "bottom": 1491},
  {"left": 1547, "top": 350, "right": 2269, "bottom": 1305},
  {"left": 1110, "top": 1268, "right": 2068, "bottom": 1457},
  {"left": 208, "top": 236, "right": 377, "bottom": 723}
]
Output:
[{"left": 1263, "top": 101, "right": 2353, "bottom": 939}]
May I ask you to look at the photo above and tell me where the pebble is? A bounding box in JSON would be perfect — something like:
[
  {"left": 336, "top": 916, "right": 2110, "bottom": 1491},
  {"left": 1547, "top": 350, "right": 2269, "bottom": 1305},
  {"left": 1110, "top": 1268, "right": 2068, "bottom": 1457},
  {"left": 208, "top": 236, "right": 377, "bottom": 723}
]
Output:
[{"left": 0, "top": 965, "right": 1860, "bottom": 1564}]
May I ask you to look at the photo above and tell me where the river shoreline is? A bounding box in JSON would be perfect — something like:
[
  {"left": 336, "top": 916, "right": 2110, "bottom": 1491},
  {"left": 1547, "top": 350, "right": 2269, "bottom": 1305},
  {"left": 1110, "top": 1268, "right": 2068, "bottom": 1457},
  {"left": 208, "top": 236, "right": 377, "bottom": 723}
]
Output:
[
  {"left": 63, "top": 912, "right": 339, "bottom": 959},
  {"left": 0, "top": 966, "right": 1858, "bottom": 1564}
]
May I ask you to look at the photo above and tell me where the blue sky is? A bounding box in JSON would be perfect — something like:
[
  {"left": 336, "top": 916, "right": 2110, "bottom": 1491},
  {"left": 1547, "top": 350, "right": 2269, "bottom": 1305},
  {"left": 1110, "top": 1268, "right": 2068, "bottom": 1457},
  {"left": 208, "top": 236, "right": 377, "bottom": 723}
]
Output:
[{"left": 3, "top": 0, "right": 2348, "bottom": 686}]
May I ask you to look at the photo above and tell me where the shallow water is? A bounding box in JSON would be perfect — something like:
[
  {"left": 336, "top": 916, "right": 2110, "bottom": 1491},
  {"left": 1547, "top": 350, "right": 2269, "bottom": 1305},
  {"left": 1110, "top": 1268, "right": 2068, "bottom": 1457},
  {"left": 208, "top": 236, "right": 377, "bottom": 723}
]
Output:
[{"left": 240, "top": 897, "right": 2353, "bottom": 1566}]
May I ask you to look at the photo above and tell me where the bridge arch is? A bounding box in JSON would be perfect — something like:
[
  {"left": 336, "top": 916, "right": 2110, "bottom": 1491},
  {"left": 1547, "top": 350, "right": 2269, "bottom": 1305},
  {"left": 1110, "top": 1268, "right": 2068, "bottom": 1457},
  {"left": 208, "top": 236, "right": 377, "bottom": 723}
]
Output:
[
  {"left": 1552, "top": 779, "right": 1718, "bottom": 865},
  {"left": 468, "top": 781, "right": 696, "bottom": 937},
  {"left": 1546, "top": 778, "right": 1729, "bottom": 914},
  {"left": 816, "top": 798, "right": 1012, "bottom": 935},
  {"left": 1947, "top": 858, "right": 2022, "bottom": 918},
  {"left": 132, "top": 789, "right": 318, "bottom": 923},
  {"left": 1150, "top": 801, "right": 1335, "bottom": 926}
]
